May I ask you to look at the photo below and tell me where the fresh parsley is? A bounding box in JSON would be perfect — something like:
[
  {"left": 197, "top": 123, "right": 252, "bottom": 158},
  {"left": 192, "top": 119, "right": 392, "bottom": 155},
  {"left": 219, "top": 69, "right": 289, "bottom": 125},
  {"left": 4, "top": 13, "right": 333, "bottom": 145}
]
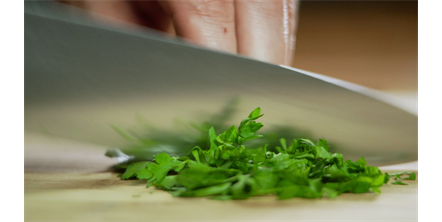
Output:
[
  {"left": 388, "top": 171, "right": 416, "bottom": 184},
  {"left": 391, "top": 181, "right": 408, "bottom": 185},
  {"left": 110, "top": 107, "right": 414, "bottom": 199}
]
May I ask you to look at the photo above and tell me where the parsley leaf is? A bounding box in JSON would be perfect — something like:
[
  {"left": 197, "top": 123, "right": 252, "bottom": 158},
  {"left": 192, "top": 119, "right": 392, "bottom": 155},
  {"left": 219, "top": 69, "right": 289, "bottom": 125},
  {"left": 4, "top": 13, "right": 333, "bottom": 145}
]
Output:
[
  {"left": 404, "top": 172, "right": 416, "bottom": 180},
  {"left": 121, "top": 161, "right": 150, "bottom": 180},
  {"left": 391, "top": 181, "right": 408, "bottom": 185},
  {"left": 111, "top": 107, "right": 410, "bottom": 200}
]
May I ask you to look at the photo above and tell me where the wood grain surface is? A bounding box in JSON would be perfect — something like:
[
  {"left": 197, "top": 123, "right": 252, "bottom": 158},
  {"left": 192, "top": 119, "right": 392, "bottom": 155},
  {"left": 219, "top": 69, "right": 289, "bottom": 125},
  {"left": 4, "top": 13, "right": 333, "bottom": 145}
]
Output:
[{"left": 24, "top": 131, "right": 417, "bottom": 222}]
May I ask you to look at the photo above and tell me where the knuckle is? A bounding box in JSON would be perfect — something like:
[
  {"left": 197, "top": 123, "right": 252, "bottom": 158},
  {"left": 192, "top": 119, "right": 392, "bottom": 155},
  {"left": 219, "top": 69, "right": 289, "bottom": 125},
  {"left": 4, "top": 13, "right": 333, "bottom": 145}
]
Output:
[{"left": 189, "top": 0, "right": 235, "bottom": 23}]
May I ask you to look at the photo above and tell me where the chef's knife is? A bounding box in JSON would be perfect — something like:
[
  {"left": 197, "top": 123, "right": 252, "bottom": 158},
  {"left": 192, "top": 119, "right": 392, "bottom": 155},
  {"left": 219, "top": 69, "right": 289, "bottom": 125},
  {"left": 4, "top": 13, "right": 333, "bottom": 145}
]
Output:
[{"left": 24, "top": 1, "right": 417, "bottom": 165}]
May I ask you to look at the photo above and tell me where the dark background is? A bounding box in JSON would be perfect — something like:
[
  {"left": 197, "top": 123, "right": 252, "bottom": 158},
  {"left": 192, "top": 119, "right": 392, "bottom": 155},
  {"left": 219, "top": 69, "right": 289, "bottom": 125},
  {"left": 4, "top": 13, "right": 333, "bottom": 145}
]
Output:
[{"left": 293, "top": 0, "right": 417, "bottom": 90}]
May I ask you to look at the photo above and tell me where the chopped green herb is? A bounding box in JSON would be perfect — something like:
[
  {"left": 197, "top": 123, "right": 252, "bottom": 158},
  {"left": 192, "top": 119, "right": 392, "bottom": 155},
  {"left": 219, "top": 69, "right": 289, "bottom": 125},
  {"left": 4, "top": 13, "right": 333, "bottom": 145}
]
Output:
[
  {"left": 388, "top": 171, "right": 413, "bottom": 177},
  {"left": 121, "top": 161, "right": 150, "bottom": 180},
  {"left": 391, "top": 181, "right": 408, "bottom": 185},
  {"left": 369, "top": 187, "right": 381, "bottom": 194},
  {"left": 384, "top": 171, "right": 416, "bottom": 185},
  {"left": 388, "top": 171, "right": 416, "bottom": 182},
  {"left": 404, "top": 172, "right": 416, "bottom": 180},
  {"left": 383, "top": 173, "right": 391, "bottom": 184},
  {"left": 110, "top": 107, "right": 403, "bottom": 200}
]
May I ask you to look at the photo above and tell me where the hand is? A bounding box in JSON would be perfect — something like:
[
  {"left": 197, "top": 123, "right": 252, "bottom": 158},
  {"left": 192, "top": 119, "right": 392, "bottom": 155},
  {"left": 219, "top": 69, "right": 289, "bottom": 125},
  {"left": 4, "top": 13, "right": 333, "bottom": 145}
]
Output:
[{"left": 60, "top": 0, "right": 299, "bottom": 66}]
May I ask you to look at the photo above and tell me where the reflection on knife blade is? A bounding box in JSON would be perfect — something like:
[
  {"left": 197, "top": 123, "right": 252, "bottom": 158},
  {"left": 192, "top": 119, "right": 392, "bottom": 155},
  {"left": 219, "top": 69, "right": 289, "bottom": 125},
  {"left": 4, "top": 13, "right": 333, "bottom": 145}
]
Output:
[
  {"left": 25, "top": 1, "right": 417, "bottom": 166},
  {"left": 105, "top": 98, "right": 315, "bottom": 164}
]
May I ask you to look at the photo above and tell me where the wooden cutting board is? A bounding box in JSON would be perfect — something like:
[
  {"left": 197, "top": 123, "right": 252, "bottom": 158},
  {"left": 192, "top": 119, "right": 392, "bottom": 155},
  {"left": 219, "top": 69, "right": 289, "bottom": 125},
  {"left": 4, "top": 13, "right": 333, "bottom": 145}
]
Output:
[{"left": 24, "top": 132, "right": 418, "bottom": 222}]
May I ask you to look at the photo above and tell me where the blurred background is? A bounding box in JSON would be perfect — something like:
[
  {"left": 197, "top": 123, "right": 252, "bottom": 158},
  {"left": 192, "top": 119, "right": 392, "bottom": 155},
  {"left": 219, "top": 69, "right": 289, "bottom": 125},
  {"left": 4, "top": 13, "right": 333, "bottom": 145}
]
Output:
[
  {"left": 294, "top": 0, "right": 417, "bottom": 91},
  {"left": 60, "top": 0, "right": 418, "bottom": 91}
]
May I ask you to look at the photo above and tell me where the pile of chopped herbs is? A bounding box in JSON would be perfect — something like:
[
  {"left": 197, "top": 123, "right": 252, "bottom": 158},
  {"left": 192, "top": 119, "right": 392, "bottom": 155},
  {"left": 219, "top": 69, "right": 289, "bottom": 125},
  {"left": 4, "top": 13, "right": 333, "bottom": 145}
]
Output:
[{"left": 112, "top": 107, "right": 415, "bottom": 200}]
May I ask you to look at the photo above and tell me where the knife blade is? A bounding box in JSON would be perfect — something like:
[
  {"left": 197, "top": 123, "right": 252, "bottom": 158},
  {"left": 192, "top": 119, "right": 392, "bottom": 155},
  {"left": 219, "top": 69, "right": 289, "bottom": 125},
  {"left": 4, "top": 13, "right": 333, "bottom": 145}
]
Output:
[{"left": 24, "top": 1, "right": 417, "bottom": 165}]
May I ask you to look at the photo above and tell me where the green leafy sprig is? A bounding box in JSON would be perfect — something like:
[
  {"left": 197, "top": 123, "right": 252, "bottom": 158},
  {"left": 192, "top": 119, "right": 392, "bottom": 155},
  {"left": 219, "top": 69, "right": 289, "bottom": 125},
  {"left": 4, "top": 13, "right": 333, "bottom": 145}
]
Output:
[
  {"left": 114, "top": 107, "right": 414, "bottom": 200},
  {"left": 387, "top": 171, "right": 416, "bottom": 185}
]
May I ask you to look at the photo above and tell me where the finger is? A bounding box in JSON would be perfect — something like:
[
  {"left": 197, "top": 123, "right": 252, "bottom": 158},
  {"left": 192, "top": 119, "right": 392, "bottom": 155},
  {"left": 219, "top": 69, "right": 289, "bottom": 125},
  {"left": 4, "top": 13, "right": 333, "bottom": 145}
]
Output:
[
  {"left": 235, "top": 0, "right": 298, "bottom": 65},
  {"left": 160, "top": 0, "right": 237, "bottom": 53}
]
